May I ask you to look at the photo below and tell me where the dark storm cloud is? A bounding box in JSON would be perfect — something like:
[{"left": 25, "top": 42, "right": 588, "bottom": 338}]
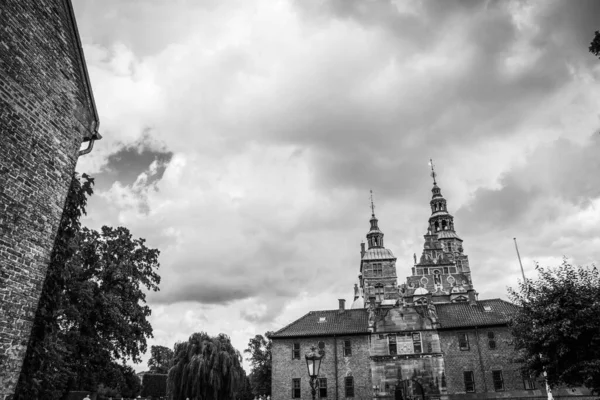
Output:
[
  {"left": 94, "top": 139, "right": 173, "bottom": 191},
  {"left": 258, "top": 0, "right": 600, "bottom": 200},
  {"left": 457, "top": 135, "right": 600, "bottom": 235}
]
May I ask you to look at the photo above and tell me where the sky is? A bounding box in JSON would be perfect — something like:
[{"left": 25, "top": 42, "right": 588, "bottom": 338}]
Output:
[{"left": 73, "top": 0, "right": 600, "bottom": 372}]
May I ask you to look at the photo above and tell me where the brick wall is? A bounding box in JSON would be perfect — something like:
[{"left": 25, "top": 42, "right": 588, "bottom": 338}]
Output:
[
  {"left": 0, "top": 1, "right": 95, "bottom": 398},
  {"left": 271, "top": 335, "right": 371, "bottom": 400},
  {"left": 439, "top": 326, "right": 547, "bottom": 400}
]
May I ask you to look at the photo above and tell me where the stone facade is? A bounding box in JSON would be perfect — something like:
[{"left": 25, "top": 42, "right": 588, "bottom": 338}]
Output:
[
  {"left": 272, "top": 174, "right": 594, "bottom": 400},
  {"left": 271, "top": 335, "right": 371, "bottom": 400},
  {"left": 0, "top": 1, "right": 99, "bottom": 398}
]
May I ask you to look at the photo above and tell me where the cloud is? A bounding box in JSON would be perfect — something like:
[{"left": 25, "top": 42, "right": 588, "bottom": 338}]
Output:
[{"left": 72, "top": 0, "right": 600, "bottom": 372}]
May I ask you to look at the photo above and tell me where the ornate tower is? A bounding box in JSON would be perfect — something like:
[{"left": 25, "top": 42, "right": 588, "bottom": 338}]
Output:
[
  {"left": 358, "top": 192, "right": 399, "bottom": 305},
  {"left": 406, "top": 161, "right": 476, "bottom": 304}
]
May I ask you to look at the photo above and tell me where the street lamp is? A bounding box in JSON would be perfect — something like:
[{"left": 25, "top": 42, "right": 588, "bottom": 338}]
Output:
[{"left": 305, "top": 345, "right": 324, "bottom": 400}]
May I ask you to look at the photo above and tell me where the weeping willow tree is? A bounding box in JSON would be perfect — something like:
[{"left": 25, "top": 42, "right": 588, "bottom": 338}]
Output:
[{"left": 167, "top": 332, "right": 245, "bottom": 400}]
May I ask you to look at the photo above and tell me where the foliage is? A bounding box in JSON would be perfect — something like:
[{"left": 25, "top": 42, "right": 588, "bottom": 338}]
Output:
[
  {"left": 14, "top": 173, "right": 161, "bottom": 400},
  {"left": 508, "top": 259, "right": 600, "bottom": 394},
  {"left": 244, "top": 333, "right": 273, "bottom": 396},
  {"left": 590, "top": 30, "right": 600, "bottom": 59},
  {"left": 141, "top": 373, "right": 168, "bottom": 398},
  {"left": 238, "top": 376, "right": 254, "bottom": 400},
  {"left": 167, "top": 332, "right": 245, "bottom": 400},
  {"left": 14, "top": 173, "right": 94, "bottom": 400},
  {"left": 148, "top": 345, "right": 175, "bottom": 374}
]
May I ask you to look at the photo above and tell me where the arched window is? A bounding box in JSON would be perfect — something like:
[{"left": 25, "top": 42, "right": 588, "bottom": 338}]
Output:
[
  {"left": 434, "top": 221, "right": 439, "bottom": 232},
  {"left": 442, "top": 220, "right": 447, "bottom": 230}
]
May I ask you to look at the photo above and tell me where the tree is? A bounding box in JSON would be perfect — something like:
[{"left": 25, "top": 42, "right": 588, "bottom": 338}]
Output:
[
  {"left": 244, "top": 333, "right": 273, "bottom": 397},
  {"left": 167, "top": 332, "right": 245, "bottom": 400},
  {"left": 148, "top": 345, "right": 175, "bottom": 374},
  {"left": 14, "top": 173, "right": 161, "bottom": 400},
  {"left": 590, "top": 30, "right": 600, "bottom": 59},
  {"left": 508, "top": 259, "right": 600, "bottom": 394}
]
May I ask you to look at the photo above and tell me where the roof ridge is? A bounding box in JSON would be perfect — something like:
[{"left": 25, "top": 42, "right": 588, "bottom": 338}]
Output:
[{"left": 272, "top": 311, "right": 314, "bottom": 336}]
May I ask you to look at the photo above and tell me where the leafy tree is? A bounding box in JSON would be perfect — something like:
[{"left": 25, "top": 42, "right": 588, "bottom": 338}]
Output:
[
  {"left": 167, "top": 332, "right": 245, "bottom": 400},
  {"left": 244, "top": 333, "right": 272, "bottom": 397},
  {"left": 238, "top": 375, "right": 254, "bottom": 400},
  {"left": 508, "top": 260, "right": 600, "bottom": 394},
  {"left": 14, "top": 173, "right": 161, "bottom": 400},
  {"left": 590, "top": 30, "right": 600, "bottom": 59},
  {"left": 148, "top": 345, "right": 175, "bottom": 374}
]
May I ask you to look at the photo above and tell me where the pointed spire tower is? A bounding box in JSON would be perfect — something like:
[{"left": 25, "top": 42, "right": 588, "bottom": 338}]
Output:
[
  {"left": 357, "top": 191, "right": 399, "bottom": 307},
  {"left": 406, "top": 160, "right": 477, "bottom": 304}
]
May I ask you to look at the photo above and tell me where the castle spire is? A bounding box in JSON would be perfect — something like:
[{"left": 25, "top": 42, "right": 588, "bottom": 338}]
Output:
[
  {"left": 429, "top": 158, "right": 437, "bottom": 185},
  {"left": 366, "top": 190, "right": 384, "bottom": 249}
]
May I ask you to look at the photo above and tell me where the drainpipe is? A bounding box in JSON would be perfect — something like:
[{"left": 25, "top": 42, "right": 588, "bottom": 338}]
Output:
[
  {"left": 334, "top": 335, "right": 339, "bottom": 400},
  {"left": 474, "top": 327, "right": 488, "bottom": 392},
  {"left": 78, "top": 121, "right": 102, "bottom": 156}
]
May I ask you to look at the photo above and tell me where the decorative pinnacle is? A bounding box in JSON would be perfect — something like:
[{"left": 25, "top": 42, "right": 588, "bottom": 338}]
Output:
[
  {"left": 370, "top": 189, "right": 376, "bottom": 217},
  {"left": 429, "top": 158, "right": 437, "bottom": 185}
]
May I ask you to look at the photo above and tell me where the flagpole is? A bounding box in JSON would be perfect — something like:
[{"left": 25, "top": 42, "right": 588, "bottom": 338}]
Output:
[{"left": 513, "top": 238, "right": 526, "bottom": 283}]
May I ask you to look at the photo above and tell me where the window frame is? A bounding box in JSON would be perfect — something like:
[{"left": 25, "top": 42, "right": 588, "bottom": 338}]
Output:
[
  {"left": 373, "top": 263, "right": 383, "bottom": 276},
  {"left": 292, "top": 343, "right": 300, "bottom": 360},
  {"left": 318, "top": 377, "right": 327, "bottom": 398},
  {"left": 412, "top": 332, "right": 422, "bottom": 354},
  {"left": 522, "top": 372, "right": 536, "bottom": 390},
  {"left": 292, "top": 378, "right": 301, "bottom": 398},
  {"left": 345, "top": 376, "right": 354, "bottom": 398},
  {"left": 487, "top": 331, "right": 497, "bottom": 350},
  {"left": 343, "top": 340, "right": 352, "bottom": 356},
  {"left": 463, "top": 371, "right": 475, "bottom": 393},
  {"left": 388, "top": 334, "right": 397, "bottom": 355},
  {"left": 458, "top": 333, "right": 470, "bottom": 351},
  {"left": 492, "top": 370, "right": 504, "bottom": 392}
]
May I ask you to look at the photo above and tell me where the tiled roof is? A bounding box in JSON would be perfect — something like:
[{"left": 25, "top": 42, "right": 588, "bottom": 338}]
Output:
[
  {"left": 435, "top": 299, "right": 519, "bottom": 329},
  {"left": 270, "top": 309, "right": 369, "bottom": 338},
  {"left": 436, "top": 230, "right": 462, "bottom": 240},
  {"left": 362, "top": 248, "right": 396, "bottom": 260}
]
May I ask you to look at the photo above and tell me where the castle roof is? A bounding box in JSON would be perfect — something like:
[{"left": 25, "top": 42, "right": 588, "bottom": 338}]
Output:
[
  {"left": 436, "top": 299, "right": 519, "bottom": 329},
  {"left": 270, "top": 299, "right": 518, "bottom": 338},
  {"left": 270, "top": 309, "right": 369, "bottom": 338},
  {"left": 361, "top": 248, "right": 396, "bottom": 261}
]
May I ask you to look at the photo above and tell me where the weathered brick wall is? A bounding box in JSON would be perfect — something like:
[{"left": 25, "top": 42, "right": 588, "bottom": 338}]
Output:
[
  {"left": 0, "top": 1, "right": 96, "bottom": 398},
  {"left": 271, "top": 335, "right": 371, "bottom": 400},
  {"left": 439, "top": 327, "right": 547, "bottom": 400}
]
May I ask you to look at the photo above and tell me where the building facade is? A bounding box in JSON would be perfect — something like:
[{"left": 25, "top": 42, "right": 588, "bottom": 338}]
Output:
[
  {"left": 0, "top": 1, "right": 99, "bottom": 398},
  {"left": 271, "top": 172, "right": 592, "bottom": 400}
]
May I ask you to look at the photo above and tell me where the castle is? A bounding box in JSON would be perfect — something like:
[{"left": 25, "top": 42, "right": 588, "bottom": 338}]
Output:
[
  {"left": 0, "top": 1, "right": 99, "bottom": 398},
  {"left": 270, "top": 167, "right": 586, "bottom": 400}
]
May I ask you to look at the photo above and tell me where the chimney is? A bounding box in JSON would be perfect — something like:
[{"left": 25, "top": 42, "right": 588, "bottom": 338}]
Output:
[
  {"left": 360, "top": 242, "right": 366, "bottom": 258},
  {"left": 338, "top": 299, "right": 346, "bottom": 313},
  {"left": 468, "top": 290, "right": 477, "bottom": 306}
]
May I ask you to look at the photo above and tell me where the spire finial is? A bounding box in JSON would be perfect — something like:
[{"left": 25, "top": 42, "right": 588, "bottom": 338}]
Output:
[
  {"left": 429, "top": 158, "right": 437, "bottom": 185},
  {"left": 370, "top": 189, "right": 376, "bottom": 217}
]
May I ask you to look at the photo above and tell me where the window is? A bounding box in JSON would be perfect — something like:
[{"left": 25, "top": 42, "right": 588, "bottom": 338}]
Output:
[
  {"left": 522, "top": 372, "right": 536, "bottom": 390},
  {"left": 458, "top": 333, "right": 469, "bottom": 350},
  {"left": 319, "top": 378, "right": 327, "bottom": 398},
  {"left": 488, "top": 331, "right": 496, "bottom": 349},
  {"left": 463, "top": 371, "right": 475, "bottom": 392},
  {"left": 443, "top": 267, "right": 449, "bottom": 274},
  {"left": 412, "top": 332, "right": 422, "bottom": 353},
  {"left": 292, "top": 378, "right": 301, "bottom": 398},
  {"left": 389, "top": 334, "right": 397, "bottom": 355},
  {"left": 344, "top": 340, "right": 352, "bottom": 356},
  {"left": 375, "top": 284, "right": 384, "bottom": 299},
  {"left": 292, "top": 343, "right": 300, "bottom": 359},
  {"left": 373, "top": 263, "right": 382, "bottom": 276},
  {"left": 423, "top": 267, "right": 429, "bottom": 275},
  {"left": 345, "top": 376, "right": 354, "bottom": 397},
  {"left": 492, "top": 370, "right": 504, "bottom": 391}
]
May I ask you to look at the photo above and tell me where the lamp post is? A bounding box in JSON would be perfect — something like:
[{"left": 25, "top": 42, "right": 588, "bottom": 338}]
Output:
[{"left": 305, "top": 346, "right": 324, "bottom": 400}]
